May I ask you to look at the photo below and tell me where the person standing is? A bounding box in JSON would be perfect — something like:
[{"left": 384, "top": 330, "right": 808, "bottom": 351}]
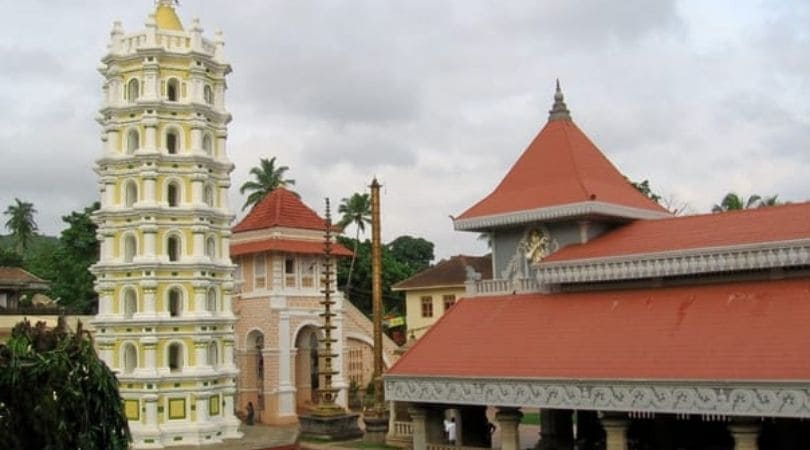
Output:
[{"left": 446, "top": 417, "right": 457, "bottom": 445}]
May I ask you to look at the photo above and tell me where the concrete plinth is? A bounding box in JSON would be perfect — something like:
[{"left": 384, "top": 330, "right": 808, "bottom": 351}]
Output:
[
  {"left": 362, "top": 413, "right": 390, "bottom": 444},
  {"left": 299, "top": 413, "right": 363, "bottom": 441}
]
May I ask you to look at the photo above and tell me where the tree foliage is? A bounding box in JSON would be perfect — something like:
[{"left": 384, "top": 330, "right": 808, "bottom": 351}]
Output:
[
  {"left": 711, "top": 192, "right": 781, "bottom": 213},
  {"left": 0, "top": 247, "right": 24, "bottom": 267},
  {"left": 336, "top": 234, "right": 435, "bottom": 317},
  {"left": 239, "top": 157, "right": 296, "bottom": 211},
  {"left": 337, "top": 192, "right": 372, "bottom": 291},
  {"left": 4, "top": 198, "right": 38, "bottom": 253},
  {"left": 49, "top": 202, "right": 100, "bottom": 313},
  {"left": 629, "top": 179, "right": 662, "bottom": 204},
  {"left": 0, "top": 318, "right": 131, "bottom": 449}
]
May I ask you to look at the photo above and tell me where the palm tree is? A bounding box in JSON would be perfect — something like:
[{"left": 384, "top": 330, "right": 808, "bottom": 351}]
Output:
[
  {"left": 337, "top": 192, "right": 371, "bottom": 292},
  {"left": 711, "top": 192, "right": 762, "bottom": 213},
  {"left": 758, "top": 194, "right": 781, "bottom": 208},
  {"left": 4, "top": 198, "right": 38, "bottom": 253},
  {"left": 239, "top": 157, "right": 296, "bottom": 211}
]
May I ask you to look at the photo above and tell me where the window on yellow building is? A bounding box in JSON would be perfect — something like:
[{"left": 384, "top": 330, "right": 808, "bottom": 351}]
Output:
[
  {"left": 443, "top": 294, "right": 456, "bottom": 312},
  {"left": 421, "top": 296, "right": 433, "bottom": 318},
  {"left": 167, "top": 78, "right": 179, "bottom": 102},
  {"left": 166, "top": 130, "right": 178, "bottom": 154},
  {"left": 168, "top": 343, "right": 183, "bottom": 372},
  {"left": 126, "top": 78, "right": 139, "bottom": 103}
]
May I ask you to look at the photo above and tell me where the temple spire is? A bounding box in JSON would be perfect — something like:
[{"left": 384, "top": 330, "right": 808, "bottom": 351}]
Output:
[{"left": 548, "top": 79, "right": 572, "bottom": 121}]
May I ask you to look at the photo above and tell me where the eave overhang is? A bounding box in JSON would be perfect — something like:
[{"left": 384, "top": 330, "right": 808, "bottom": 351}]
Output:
[{"left": 454, "top": 201, "right": 670, "bottom": 232}]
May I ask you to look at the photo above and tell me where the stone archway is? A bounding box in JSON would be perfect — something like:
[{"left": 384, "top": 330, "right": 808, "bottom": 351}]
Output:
[
  {"left": 242, "top": 330, "right": 265, "bottom": 416},
  {"left": 294, "top": 325, "right": 322, "bottom": 412}
]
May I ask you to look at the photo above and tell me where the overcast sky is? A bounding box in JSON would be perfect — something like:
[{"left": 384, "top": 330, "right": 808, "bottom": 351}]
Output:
[{"left": 1, "top": 0, "right": 808, "bottom": 260}]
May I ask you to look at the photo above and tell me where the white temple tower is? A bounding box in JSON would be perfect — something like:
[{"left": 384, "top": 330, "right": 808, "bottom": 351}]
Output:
[{"left": 92, "top": 1, "right": 241, "bottom": 447}]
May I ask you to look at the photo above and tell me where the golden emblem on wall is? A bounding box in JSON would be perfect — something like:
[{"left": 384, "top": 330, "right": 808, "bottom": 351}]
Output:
[{"left": 521, "top": 229, "right": 552, "bottom": 264}]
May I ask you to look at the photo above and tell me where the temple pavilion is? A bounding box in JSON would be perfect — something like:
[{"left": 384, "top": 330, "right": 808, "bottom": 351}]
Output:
[{"left": 384, "top": 83, "right": 810, "bottom": 450}]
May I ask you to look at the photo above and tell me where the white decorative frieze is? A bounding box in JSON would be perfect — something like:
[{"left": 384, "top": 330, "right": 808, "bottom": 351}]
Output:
[
  {"left": 384, "top": 376, "right": 810, "bottom": 419},
  {"left": 537, "top": 239, "right": 810, "bottom": 285}
]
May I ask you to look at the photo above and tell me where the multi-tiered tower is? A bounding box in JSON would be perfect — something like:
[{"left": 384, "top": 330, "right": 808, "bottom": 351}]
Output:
[{"left": 92, "top": 1, "right": 240, "bottom": 447}]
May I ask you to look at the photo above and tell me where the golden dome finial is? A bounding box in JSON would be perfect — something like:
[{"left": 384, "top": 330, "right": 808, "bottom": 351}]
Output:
[{"left": 155, "top": 0, "right": 184, "bottom": 31}]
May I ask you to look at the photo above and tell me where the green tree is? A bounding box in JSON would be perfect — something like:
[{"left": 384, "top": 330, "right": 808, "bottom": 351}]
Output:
[
  {"left": 239, "top": 157, "right": 296, "bottom": 211},
  {"left": 0, "top": 318, "right": 131, "bottom": 449},
  {"left": 4, "top": 198, "right": 38, "bottom": 253},
  {"left": 0, "top": 247, "right": 24, "bottom": 267},
  {"left": 387, "top": 235, "right": 434, "bottom": 274},
  {"left": 630, "top": 179, "right": 662, "bottom": 204},
  {"left": 49, "top": 202, "right": 100, "bottom": 313},
  {"left": 337, "top": 192, "right": 371, "bottom": 291},
  {"left": 712, "top": 192, "right": 763, "bottom": 212},
  {"left": 759, "top": 194, "right": 781, "bottom": 207}
]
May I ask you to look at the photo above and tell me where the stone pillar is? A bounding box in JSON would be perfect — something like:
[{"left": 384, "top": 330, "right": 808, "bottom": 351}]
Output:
[
  {"left": 142, "top": 224, "right": 157, "bottom": 261},
  {"left": 140, "top": 279, "right": 157, "bottom": 316},
  {"left": 143, "top": 117, "right": 158, "bottom": 152},
  {"left": 277, "top": 311, "right": 296, "bottom": 419},
  {"left": 141, "top": 337, "right": 158, "bottom": 375},
  {"left": 196, "top": 393, "right": 210, "bottom": 422},
  {"left": 191, "top": 173, "right": 205, "bottom": 205},
  {"left": 222, "top": 337, "right": 236, "bottom": 370},
  {"left": 193, "top": 337, "right": 209, "bottom": 370},
  {"left": 600, "top": 413, "right": 629, "bottom": 450},
  {"left": 193, "top": 282, "right": 207, "bottom": 315},
  {"left": 537, "top": 409, "right": 574, "bottom": 450},
  {"left": 144, "top": 394, "right": 159, "bottom": 429},
  {"left": 729, "top": 421, "right": 760, "bottom": 450},
  {"left": 409, "top": 406, "right": 427, "bottom": 450},
  {"left": 496, "top": 407, "right": 523, "bottom": 450},
  {"left": 142, "top": 171, "right": 157, "bottom": 206},
  {"left": 192, "top": 226, "right": 206, "bottom": 260}
]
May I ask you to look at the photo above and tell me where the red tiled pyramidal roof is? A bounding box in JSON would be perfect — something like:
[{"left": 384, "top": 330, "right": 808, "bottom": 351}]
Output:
[
  {"left": 233, "top": 188, "right": 328, "bottom": 233},
  {"left": 457, "top": 84, "right": 667, "bottom": 222},
  {"left": 544, "top": 202, "right": 810, "bottom": 262},
  {"left": 0, "top": 267, "right": 48, "bottom": 286},
  {"left": 388, "top": 278, "right": 810, "bottom": 381}
]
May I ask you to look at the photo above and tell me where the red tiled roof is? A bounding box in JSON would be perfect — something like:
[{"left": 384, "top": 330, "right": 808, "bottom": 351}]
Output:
[
  {"left": 457, "top": 119, "right": 667, "bottom": 221},
  {"left": 233, "top": 188, "right": 329, "bottom": 233},
  {"left": 231, "top": 238, "right": 352, "bottom": 257},
  {"left": 0, "top": 267, "right": 48, "bottom": 286},
  {"left": 388, "top": 278, "right": 810, "bottom": 380},
  {"left": 544, "top": 202, "right": 810, "bottom": 262},
  {"left": 392, "top": 255, "right": 492, "bottom": 290}
]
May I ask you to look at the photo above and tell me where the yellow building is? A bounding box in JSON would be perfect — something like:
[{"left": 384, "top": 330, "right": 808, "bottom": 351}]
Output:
[
  {"left": 391, "top": 255, "right": 491, "bottom": 340},
  {"left": 91, "top": 1, "right": 240, "bottom": 447}
]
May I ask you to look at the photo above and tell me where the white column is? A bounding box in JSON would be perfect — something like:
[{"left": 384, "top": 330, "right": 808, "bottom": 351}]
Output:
[
  {"left": 496, "top": 407, "right": 523, "bottom": 450},
  {"left": 140, "top": 337, "right": 158, "bottom": 375},
  {"left": 193, "top": 283, "right": 207, "bottom": 315},
  {"left": 216, "top": 134, "right": 227, "bottom": 160},
  {"left": 101, "top": 231, "right": 114, "bottom": 262},
  {"left": 409, "top": 406, "right": 427, "bottom": 450},
  {"left": 196, "top": 394, "right": 209, "bottom": 422},
  {"left": 729, "top": 421, "right": 760, "bottom": 450},
  {"left": 601, "top": 414, "right": 629, "bottom": 450},
  {"left": 97, "top": 337, "right": 115, "bottom": 367},
  {"left": 190, "top": 125, "right": 202, "bottom": 153},
  {"left": 192, "top": 226, "right": 206, "bottom": 260},
  {"left": 142, "top": 225, "right": 157, "bottom": 261},
  {"left": 191, "top": 174, "right": 205, "bottom": 206},
  {"left": 222, "top": 337, "right": 236, "bottom": 370},
  {"left": 221, "top": 281, "right": 234, "bottom": 317},
  {"left": 98, "top": 283, "right": 114, "bottom": 316},
  {"left": 221, "top": 231, "right": 231, "bottom": 260},
  {"left": 142, "top": 172, "right": 157, "bottom": 206},
  {"left": 103, "top": 177, "right": 116, "bottom": 207},
  {"left": 217, "top": 181, "right": 230, "bottom": 210},
  {"left": 140, "top": 279, "right": 157, "bottom": 316},
  {"left": 194, "top": 338, "right": 208, "bottom": 371},
  {"left": 106, "top": 129, "right": 120, "bottom": 154},
  {"left": 144, "top": 394, "right": 159, "bottom": 430},
  {"left": 277, "top": 311, "right": 296, "bottom": 417}
]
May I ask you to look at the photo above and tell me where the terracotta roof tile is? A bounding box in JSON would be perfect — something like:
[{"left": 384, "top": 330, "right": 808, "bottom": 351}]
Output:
[
  {"left": 233, "top": 188, "right": 328, "bottom": 233},
  {"left": 388, "top": 278, "right": 810, "bottom": 381},
  {"left": 0, "top": 267, "right": 48, "bottom": 286},
  {"left": 231, "top": 238, "right": 352, "bottom": 257},
  {"left": 545, "top": 202, "right": 810, "bottom": 262},
  {"left": 457, "top": 119, "right": 667, "bottom": 221},
  {"left": 392, "top": 255, "right": 492, "bottom": 290}
]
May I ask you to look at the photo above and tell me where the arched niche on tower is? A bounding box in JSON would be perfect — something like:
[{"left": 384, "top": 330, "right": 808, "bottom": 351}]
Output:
[
  {"left": 202, "top": 132, "right": 213, "bottom": 156},
  {"left": 206, "top": 287, "right": 218, "bottom": 314},
  {"left": 163, "top": 125, "right": 183, "bottom": 155},
  {"left": 121, "top": 232, "right": 138, "bottom": 263},
  {"left": 121, "top": 341, "right": 139, "bottom": 374},
  {"left": 166, "top": 77, "right": 180, "bottom": 102},
  {"left": 164, "top": 231, "right": 184, "bottom": 262},
  {"left": 122, "top": 286, "right": 138, "bottom": 318},
  {"left": 165, "top": 285, "right": 186, "bottom": 318},
  {"left": 166, "top": 340, "right": 186, "bottom": 372},
  {"left": 203, "top": 182, "right": 215, "bottom": 207},
  {"left": 123, "top": 179, "right": 139, "bottom": 207},
  {"left": 203, "top": 84, "right": 214, "bottom": 105},
  {"left": 164, "top": 178, "right": 183, "bottom": 207},
  {"left": 207, "top": 341, "right": 219, "bottom": 368},
  {"left": 125, "top": 78, "right": 140, "bottom": 103}
]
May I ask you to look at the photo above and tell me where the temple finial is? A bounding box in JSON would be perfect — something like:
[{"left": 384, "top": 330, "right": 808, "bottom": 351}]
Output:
[{"left": 549, "top": 79, "right": 571, "bottom": 121}]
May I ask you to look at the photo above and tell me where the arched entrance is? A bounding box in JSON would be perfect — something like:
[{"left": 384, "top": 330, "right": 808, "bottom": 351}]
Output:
[
  {"left": 244, "top": 330, "right": 264, "bottom": 417},
  {"left": 294, "top": 325, "right": 322, "bottom": 411}
]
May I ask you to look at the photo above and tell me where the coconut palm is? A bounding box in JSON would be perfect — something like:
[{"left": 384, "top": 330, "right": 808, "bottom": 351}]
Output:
[
  {"left": 337, "top": 192, "right": 371, "bottom": 292},
  {"left": 239, "top": 157, "right": 296, "bottom": 211},
  {"left": 711, "top": 192, "right": 762, "bottom": 213},
  {"left": 758, "top": 194, "right": 781, "bottom": 208},
  {"left": 4, "top": 198, "right": 38, "bottom": 253}
]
